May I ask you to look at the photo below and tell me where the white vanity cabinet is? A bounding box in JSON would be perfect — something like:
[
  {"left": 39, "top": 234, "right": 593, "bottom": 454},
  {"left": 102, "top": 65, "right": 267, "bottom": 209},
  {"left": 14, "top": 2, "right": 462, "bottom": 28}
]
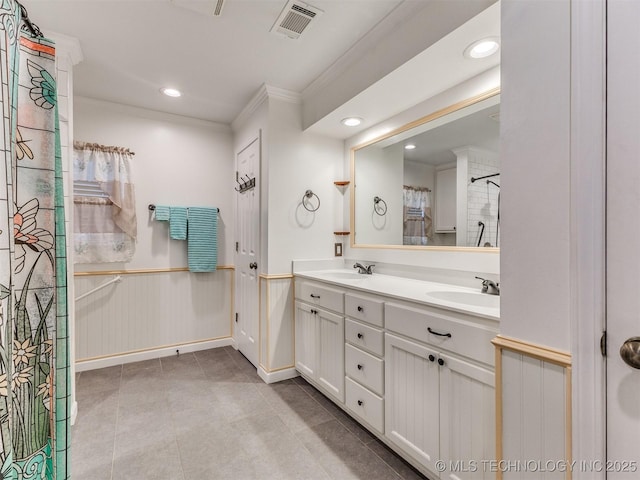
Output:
[
  {"left": 343, "top": 292, "right": 385, "bottom": 434},
  {"left": 385, "top": 301, "right": 496, "bottom": 480},
  {"left": 294, "top": 280, "right": 345, "bottom": 403},
  {"left": 293, "top": 271, "right": 498, "bottom": 480}
]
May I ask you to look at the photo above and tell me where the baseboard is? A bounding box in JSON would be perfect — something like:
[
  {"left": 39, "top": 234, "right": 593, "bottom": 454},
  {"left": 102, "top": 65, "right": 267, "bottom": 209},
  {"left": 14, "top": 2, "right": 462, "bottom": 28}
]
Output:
[
  {"left": 258, "top": 365, "right": 299, "bottom": 384},
  {"left": 75, "top": 337, "right": 234, "bottom": 372}
]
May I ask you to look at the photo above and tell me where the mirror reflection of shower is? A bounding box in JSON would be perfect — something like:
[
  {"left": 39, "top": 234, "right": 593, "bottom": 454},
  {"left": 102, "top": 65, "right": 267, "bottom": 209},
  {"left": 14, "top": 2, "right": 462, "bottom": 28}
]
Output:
[{"left": 470, "top": 172, "right": 500, "bottom": 247}]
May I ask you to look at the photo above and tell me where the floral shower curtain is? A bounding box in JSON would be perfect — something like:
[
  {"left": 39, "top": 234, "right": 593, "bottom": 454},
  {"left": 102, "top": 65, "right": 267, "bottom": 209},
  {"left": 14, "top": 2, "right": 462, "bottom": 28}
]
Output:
[{"left": 0, "top": 2, "right": 70, "bottom": 479}]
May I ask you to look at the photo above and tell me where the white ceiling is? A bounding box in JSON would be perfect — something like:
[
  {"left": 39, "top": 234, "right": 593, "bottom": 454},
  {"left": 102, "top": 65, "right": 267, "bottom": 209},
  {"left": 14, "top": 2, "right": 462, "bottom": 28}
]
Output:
[
  {"left": 24, "top": 0, "right": 500, "bottom": 136},
  {"left": 24, "top": 0, "right": 406, "bottom": 124}
]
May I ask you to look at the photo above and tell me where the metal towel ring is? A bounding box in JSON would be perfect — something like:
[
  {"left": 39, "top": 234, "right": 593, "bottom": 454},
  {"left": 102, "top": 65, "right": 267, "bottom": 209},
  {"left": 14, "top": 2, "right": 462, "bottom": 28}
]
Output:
[
  {"left": 302, "top": 190, "right": 320, "bottom": 212},
  {"left": 373, "top": 196, "right": 387, "bottom": 216}
]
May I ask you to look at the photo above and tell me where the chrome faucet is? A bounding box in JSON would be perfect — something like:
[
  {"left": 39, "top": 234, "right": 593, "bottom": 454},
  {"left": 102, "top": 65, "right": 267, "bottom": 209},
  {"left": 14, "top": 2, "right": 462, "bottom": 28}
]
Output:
[
  {"left": 475, "top": 276, "right": 500, "bottom": 295},
  {"left": 353, "top": 262, "right": 375, "bottom": 275}
]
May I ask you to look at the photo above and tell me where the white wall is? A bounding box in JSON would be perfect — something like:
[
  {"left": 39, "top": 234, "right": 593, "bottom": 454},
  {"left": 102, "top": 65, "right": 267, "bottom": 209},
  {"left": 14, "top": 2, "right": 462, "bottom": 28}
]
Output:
[
  {"left": 500, "top": 0, "right": 571, "bottom": 351},
  {"left": 74, "top": 97, "right": 234, "bottom": 271},
  {"left": 344, "top": 67, "right": 501, "bottom": 277},
  {"left": 266, "top": 97, "right": 344, "bottom": 274},
  {"left": 72, "top": 98, "right": 235, "bottom": 364}
]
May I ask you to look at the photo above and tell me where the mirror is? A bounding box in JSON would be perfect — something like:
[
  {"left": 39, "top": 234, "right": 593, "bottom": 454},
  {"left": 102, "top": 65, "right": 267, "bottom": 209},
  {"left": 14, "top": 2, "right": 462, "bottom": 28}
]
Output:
[{"left": 351, "top": 89, "right": 500, "bottom": 250}]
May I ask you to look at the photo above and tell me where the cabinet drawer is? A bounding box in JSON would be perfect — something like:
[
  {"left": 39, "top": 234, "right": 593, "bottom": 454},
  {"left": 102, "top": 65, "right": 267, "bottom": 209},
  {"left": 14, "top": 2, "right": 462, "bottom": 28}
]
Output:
[
  {"left": 345, "top": 343, "right": 384, "bottom": 395},
  {"left": 345, "top": 293, "right": 384, "bottom": 327},
  {"left": 345, "top": 319, "right": 384, "bottom": 357},
  {"left": 385, "top": 302, "right": 496, "bottom": 366},
  {"left": 345, "top": 377, "right": 384, "bottom": 434},
  {"left": 297, "top": 280, "right": 344, "bottom": 314}
]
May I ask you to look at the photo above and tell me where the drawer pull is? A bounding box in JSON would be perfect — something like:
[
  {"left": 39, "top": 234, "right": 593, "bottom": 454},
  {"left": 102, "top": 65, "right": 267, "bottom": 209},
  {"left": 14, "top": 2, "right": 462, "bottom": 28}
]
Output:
[
  {"left": 428, "top": 354, "right": 435, "bottom": 362},
  {"left": 428, "top": 327, "right": 452, "bottom": 338},
  {"left": 310, "top": 294, "right": 321, "bottom": 299},
  {"left": 357, "top": 364, "right": 363, "bottom": 370},
  {"left": 437, "top": 358, "right": 445, "bottom": 366},
  {"left": 357, "top": 400, "right": 364, "bottom": 406},
  {"left": 357, "top": 333, "right": 364, "bottom": 339},
  {"left": 310, "top": 309, "right": 318, "bottom": 315},
  {"left": 357, "top": 306, "right": 364, "bottom": 312}
]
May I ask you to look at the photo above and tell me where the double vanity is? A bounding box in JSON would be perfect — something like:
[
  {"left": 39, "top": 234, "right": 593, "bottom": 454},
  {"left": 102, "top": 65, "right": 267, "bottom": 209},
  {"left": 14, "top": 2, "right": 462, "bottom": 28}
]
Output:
[{"left": 294, "top": 265, "right": 499, "bottom": 480}]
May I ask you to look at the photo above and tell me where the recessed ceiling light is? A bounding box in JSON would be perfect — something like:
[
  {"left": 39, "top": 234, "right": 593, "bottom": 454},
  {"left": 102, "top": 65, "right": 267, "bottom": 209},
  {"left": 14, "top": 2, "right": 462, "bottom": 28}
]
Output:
[
  {"left": 341, "top": 117, "right": 363, "bottom": 127},
  {"left": 161, "top": 87, "right": 182, "bottom": 98},
  {"left": 464, "top": 37, "right": 500, "bottom": 59},
  {"left": 404, "top": 144, "right": 416, "bottom": 150}
]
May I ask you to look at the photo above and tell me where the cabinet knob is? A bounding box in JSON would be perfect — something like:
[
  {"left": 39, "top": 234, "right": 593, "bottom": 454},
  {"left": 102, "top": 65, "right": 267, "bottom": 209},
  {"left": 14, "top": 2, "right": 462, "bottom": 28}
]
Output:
[
  {"left": 310, "top": 309, "right": 318, "bottom": 315},
  {"left": 357, "top": 333, "right": 363, "bottom": 339},
  {"left": 357, "top": 364, "right": 363, "bottom": 370},
  {"left": 437, "top": 358, "right": 445, "bottom": 366},
  {"left": 357, "top": 306, "right": 364, "bottom": 312},
  {"left": 357, "top": 400, "right": 364, "bottom": 406},
  {"left": 428, "top": 354, "right": 435, "bottom": 362}
]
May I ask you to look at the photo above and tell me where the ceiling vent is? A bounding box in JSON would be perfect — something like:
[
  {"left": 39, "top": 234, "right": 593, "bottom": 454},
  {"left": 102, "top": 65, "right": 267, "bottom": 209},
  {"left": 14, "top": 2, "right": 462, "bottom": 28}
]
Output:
[
  {"left": 271, "top": 0, "right": 323, "bottom": 39},
  {"left": 171, "top": 0, "right": 226, "bottom": 17}
]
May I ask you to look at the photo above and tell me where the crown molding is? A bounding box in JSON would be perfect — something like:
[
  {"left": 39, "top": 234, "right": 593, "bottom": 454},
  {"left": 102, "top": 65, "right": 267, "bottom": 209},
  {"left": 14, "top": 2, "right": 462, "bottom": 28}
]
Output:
[
  {"left": 232, "top": 84, "right": 301, "bottom": 131},
  {"left": 46, "top": 31, "right": 83, "bottom": 65}
]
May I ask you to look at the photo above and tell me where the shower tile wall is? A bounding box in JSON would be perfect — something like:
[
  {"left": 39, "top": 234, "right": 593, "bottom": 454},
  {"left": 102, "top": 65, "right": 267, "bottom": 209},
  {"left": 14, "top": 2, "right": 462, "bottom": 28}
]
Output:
[{"left": 466, "top": 148, "right": 500, "bottom": 247}]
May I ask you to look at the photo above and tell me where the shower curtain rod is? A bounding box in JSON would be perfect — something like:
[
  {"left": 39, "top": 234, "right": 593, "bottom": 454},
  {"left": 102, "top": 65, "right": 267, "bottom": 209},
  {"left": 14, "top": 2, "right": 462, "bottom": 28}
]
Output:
[
  {"left": 471, "top": 173, "right": 500, "bottom": 183},
  {"left": 16, "top": 1, "right": 43, "bottom": 38}
]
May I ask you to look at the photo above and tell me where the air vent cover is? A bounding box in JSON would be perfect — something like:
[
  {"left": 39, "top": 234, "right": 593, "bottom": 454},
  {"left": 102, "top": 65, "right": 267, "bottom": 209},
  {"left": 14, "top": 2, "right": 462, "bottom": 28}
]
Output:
[{"left": 271, "top": 0, "right": 323, "bottom": 39}]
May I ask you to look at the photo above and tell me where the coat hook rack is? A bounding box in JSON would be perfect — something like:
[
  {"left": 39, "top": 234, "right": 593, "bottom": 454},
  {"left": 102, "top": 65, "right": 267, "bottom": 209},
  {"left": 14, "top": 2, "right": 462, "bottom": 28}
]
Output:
[
  {"left": 302, "top": 189, "right": 320, "bottom": 212},
  {"left": 235, "top": 175, "right": 256, "bottom": 193},
  {"left": 373, "top": 196, "right": 387, "bottom": 216}
]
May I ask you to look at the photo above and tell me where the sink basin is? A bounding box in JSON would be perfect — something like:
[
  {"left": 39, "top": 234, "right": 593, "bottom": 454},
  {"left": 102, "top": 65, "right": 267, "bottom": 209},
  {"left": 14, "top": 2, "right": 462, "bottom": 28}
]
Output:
[
  {"left": 425, "top": 290, "right": 499, "bottom": 309},
  {"left": 323, "top": 271, "right": 368, "bottom": 280}
]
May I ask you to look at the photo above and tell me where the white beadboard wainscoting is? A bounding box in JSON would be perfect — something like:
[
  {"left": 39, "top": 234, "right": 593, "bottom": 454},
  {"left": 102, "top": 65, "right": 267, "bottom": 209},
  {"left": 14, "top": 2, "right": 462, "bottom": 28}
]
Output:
[
  {"left": 493, "top": 336, "right": 572, "bottom": 480},
  {"left": 74, "top": 267, "right": 234, "bottom": 370},
  {"left": 258, "top": 274, "right": 296, "bottom": 383}
]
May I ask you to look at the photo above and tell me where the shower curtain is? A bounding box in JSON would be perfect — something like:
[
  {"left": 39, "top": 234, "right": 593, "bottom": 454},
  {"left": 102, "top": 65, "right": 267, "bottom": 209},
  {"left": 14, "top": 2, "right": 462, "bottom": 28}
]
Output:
[
  {"left": 0, "top": 2, "right": 70, "bottom": 479},
  {"left": 403, "top": 186, "right": 432, "bottom": 245}
]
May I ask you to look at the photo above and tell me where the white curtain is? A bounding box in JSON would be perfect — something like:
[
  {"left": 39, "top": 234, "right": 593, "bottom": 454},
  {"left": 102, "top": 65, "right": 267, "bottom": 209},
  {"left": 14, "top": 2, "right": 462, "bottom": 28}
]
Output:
[
  {"left": 403, "top": 186, "right": 432, "bottom": 245},
  {"left": 73, "top": 142, "right": 137, "bottom": 263}
]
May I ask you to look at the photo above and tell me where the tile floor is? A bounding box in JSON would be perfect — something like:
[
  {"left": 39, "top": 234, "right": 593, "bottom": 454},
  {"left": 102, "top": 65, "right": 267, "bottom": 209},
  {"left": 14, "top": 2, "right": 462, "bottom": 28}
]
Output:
[{"left": 73, "top": 346, "right": 429, "bottom": 480}]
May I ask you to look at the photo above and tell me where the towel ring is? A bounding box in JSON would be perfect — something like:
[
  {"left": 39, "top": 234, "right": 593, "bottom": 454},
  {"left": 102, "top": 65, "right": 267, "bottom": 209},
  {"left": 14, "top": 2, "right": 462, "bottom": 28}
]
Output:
[
  {"left": 373, "top": 196, "right": 387, "bottom": 216},
  {"left": 302, "top": 190, "right": 320, "bottom": 212}
]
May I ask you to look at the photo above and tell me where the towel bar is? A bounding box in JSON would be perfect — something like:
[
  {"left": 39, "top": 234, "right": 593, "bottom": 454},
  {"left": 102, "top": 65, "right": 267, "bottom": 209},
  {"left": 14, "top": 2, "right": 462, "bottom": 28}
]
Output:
[{"left": 148, "top": 204, "right": 220, "bottom": 213}]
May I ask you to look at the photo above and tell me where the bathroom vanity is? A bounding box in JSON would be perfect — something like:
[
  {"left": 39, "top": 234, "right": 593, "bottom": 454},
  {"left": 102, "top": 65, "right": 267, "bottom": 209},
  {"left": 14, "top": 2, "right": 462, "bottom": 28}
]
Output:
[{"left": 294, "top": 268, "right": 499, "bottom": 480}]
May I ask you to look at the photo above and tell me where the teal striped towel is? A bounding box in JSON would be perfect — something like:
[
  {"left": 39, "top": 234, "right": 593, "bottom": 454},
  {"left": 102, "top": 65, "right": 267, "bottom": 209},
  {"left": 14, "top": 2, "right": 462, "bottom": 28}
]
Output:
[
  {"left": 169, "top": 207, "right": 188, "bottom": 240},
  {"left": 187, "top": 207, "right": 218, "bottom": 272},
  {"left": 154, "top": 205, "right": 170, "bottom": 221}
]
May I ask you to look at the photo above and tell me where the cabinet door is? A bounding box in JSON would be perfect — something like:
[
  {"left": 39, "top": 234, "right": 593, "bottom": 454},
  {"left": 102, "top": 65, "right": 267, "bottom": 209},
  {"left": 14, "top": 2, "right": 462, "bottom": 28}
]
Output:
[
  {"left": 317, "top": 309, "right": 345, "bottom": 402},
  {"left": 439, "top": 353, "right": 495, "bottom": 480},
  {"left": 294, "top": 301, "right": 317, "bottom": 378},
  {"left": 385, "top": 333, "right": 440, "bottom": 472},
  {"left": 435, "top": 167, "right": 457, "bottom": 233}
]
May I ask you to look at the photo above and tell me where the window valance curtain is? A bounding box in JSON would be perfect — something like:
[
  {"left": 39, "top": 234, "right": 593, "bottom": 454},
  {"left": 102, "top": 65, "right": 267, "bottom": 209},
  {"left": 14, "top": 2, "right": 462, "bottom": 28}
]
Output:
[
  {"left": 403, "top": 185, "right": 433, "bottom": 245},
  {"left": 73, "top": 142, "right": 137, "bottom": 263}
]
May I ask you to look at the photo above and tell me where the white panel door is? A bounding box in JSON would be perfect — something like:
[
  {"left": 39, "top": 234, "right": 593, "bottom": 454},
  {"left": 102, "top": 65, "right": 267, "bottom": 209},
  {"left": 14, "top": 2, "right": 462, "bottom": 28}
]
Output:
[
  {"left": 317, "top": 308, "right": 345, "bottom": 402},
  {"left": 235, "top": 137, "right": 260, "bottom": 367},
  {"left": 607, "top": 1, "right": 640, "bottom": 475},
  {"left": 385, "top": 333, "right": 440, "bottom": 473},
  {"left": 439, "top": 353, "right": 494, "bottom": 480},
  {"left": 294, "top": 301, "right": 317, "bottom": 378}
]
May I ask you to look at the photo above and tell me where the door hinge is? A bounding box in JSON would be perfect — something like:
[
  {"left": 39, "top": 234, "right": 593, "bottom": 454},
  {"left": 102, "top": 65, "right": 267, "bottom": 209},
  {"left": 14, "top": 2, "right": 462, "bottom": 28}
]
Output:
[
  {"left": 235, "top": 241, "right": 239, "bottom": 252},
  {"left": 236, "top": 171, "right": 239, "bottom": 182},
  {"left": 235, "top": 312, "right": 238, "bottom": 323},
  {"left": 600, "top": 330, "right": 607, "bottom": 357}
]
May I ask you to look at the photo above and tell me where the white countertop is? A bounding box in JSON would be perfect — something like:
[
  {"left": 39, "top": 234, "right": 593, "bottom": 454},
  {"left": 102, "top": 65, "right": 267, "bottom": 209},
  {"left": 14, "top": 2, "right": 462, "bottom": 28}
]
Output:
[{"left": 294, "top": 269, "right": 500, "bottom": 321}]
